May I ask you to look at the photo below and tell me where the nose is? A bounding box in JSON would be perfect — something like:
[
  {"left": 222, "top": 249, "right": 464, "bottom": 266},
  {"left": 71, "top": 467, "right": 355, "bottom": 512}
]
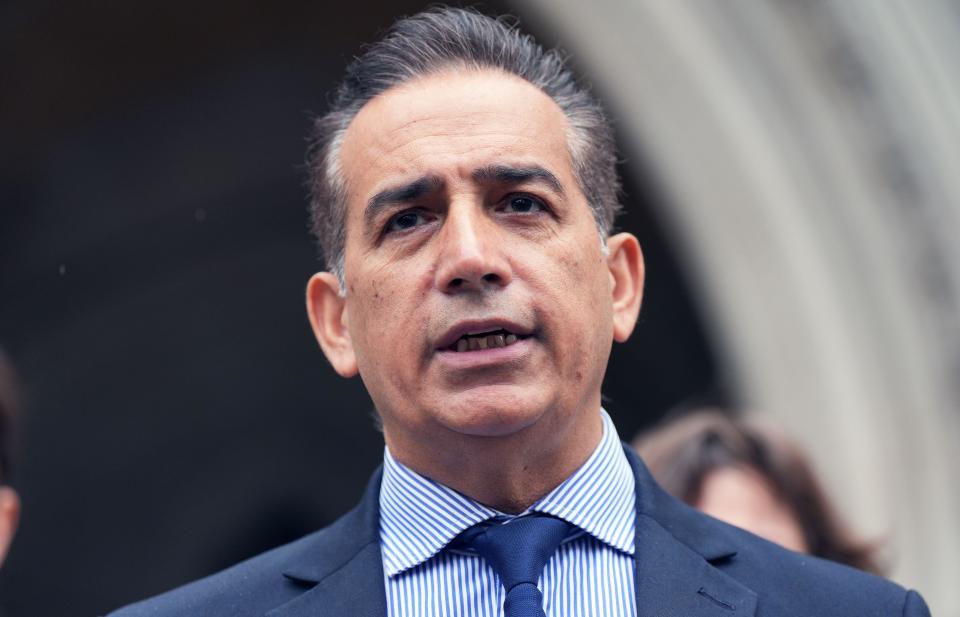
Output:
[{"left": 434, "top": 203, "right": 512, "bottom": 293}]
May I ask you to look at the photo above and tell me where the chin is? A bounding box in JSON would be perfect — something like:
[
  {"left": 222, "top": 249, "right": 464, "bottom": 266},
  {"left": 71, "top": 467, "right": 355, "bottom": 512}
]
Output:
[{"left": 436, "top": 386, "right": 551, "bottom": 438}]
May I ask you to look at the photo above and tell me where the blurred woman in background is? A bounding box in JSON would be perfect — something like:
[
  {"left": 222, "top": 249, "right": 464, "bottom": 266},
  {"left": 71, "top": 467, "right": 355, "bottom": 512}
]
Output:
[{"left": 633, "top": 409, "right": 881, "bottom": 574}]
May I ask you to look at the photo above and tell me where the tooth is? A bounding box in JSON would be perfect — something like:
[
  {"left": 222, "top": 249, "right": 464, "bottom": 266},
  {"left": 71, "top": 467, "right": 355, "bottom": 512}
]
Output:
[
  {"left": 505, "top": 334, "right": 518, "bottom": 345},
  {"left": 469, "top": 337, "right": 481, "bottom": 351},
  {"left": 490, "top": 334, "right": 505, "bottom": 348},
  {"left": 477, "top": 336, "right": 488, "bottom": 350},
  {"left": 457, "top": 339, "right": 468, "bottom": 352}
]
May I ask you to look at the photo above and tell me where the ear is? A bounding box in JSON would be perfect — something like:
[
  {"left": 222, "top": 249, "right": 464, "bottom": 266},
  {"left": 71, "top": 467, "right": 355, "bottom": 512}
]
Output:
[
  {"left": 606, "top": 232, "right": 645, "bottom": 342},
  {"left": 306, "top": 272, "right": 359, "bottom": 378},
  {"left": 0, "top": 486, "right": 20, "bottom": 567}
]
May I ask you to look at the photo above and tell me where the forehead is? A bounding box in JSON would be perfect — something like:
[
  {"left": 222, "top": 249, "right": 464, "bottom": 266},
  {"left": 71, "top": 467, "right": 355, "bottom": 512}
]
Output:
[{"left": 338, "top": 69, "right": 575, "bottom": 210}]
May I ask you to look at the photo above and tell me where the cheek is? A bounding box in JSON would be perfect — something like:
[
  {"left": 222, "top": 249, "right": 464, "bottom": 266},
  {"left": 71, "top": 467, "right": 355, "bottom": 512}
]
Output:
[
  {"left": 348, "top": 272, "right": 428, "bottom": 383},
  {"left": 535, "top": 236, "right": 612, "bottom": 354},
  {"left": 557, "top": 236, "right": 611, "bottom": 315},
  {"left": 348, "top": 277, "right": 395, "bottom": 366}
]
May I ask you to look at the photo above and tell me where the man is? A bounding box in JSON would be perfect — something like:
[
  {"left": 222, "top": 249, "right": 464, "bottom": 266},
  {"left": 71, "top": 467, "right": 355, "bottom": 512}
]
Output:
[{"left": 111, "top": 8, "right": 930, "bottom": 616}]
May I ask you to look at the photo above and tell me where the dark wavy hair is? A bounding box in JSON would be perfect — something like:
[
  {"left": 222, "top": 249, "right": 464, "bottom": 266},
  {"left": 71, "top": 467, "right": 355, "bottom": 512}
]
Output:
[
  {"left": 306, "top": 7, "right": 620, "bottom": 283},
  {"left": 634, "top": 410, "right": 883, "bottom": 574}
]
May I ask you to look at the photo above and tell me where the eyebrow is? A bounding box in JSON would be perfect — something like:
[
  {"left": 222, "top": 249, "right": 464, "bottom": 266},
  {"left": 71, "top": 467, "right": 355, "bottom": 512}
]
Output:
[
  {"left": 472, "top": 164, "right": 565, "bottom": 196},
  {"left": 362, "top": 164, "right": 565, "bottom": 231},
  {"left": 365, "top": 175, "right": 444, "bottom": 228}
]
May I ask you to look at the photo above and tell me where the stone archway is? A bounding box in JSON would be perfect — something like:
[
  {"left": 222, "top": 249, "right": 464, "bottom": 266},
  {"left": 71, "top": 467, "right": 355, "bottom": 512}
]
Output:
[{"left": 518, "top": 0, "right": 960, "bottom": 612}]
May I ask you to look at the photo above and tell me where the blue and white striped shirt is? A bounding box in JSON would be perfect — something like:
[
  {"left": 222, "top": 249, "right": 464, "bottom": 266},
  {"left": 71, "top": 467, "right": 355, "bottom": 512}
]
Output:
[{"left": 380, "top": 410, "right": 637, "bottom": 617}]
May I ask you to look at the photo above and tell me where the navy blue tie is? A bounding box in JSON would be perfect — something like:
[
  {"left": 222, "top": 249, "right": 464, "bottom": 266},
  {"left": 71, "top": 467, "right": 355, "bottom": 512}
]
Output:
[{"left": 460, "top": 515, "right": 573, "bottom": 617}]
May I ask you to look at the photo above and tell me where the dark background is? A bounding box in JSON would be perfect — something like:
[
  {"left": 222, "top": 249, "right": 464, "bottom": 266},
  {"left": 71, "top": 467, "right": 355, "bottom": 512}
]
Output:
[{"left": 0, "top": 1, "right": 724, "bottom": 614}]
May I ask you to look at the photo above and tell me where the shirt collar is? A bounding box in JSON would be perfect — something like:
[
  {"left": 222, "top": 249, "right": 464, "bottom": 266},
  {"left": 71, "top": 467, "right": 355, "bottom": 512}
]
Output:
[
  {"left": 529, "top": 410, "right": 636, "bottom": 555},
  {"left": 379, "top": 409, "right": 636, "bottom": 577}
]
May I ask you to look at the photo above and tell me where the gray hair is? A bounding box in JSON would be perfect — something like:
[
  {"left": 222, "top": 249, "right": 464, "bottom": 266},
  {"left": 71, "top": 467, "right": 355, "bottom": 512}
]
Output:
[{"left": 307, "top": 7, "right": 621, "bottom": 282}]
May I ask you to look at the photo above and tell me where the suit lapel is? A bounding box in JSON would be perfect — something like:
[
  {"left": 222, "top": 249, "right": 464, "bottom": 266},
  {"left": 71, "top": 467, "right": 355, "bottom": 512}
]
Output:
[
  {"left": 266, "top": 468, "right": 387, "bottom": 617},
  {"left": 265, "top": 541, "right": 386, "bottom": 617},
  {"left": 625, "top": 446, "right": 758, "bottom": 617}
]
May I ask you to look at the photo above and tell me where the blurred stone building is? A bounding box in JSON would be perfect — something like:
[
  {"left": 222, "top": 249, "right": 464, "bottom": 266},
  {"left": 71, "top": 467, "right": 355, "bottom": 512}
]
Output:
[{"left": 522, "top": 1, "right": 960, "bottom": 612}]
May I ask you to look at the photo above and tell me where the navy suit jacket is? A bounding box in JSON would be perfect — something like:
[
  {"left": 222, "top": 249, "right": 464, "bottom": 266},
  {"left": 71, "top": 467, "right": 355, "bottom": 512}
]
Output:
[{"left": 110, "top": 446, "right": 930, "bottom": 616}]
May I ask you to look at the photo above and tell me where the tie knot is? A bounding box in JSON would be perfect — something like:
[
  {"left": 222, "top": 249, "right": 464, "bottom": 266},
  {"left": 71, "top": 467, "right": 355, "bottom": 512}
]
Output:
[{"left": 459, "top": 514, "right": 572, "bottom": 592}]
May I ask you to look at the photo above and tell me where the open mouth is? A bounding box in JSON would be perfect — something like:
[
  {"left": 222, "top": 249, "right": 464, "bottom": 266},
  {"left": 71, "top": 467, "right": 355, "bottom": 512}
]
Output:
[{"left": 445, "top": 328, "right": 530, "bottom": 352}]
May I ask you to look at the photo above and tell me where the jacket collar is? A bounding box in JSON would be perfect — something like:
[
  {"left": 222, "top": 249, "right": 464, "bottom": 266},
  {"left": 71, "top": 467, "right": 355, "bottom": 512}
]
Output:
[{"left": 266, "top": 446, "right": 757, "bottom": 617}]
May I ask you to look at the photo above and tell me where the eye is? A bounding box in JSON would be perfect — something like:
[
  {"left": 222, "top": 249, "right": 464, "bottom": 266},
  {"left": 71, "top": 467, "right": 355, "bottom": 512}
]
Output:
[
  {"left": 386, "top": 209, "right": 430, "bottom": 233},
  {"left": 502, "top": 194, "right": 547, "bottom": 214}
]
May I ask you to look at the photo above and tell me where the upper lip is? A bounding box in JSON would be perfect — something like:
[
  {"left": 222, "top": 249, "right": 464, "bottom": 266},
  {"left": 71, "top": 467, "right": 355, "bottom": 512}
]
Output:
[{"left": 435, "top": 318, "right": 533, "bottom": 350}]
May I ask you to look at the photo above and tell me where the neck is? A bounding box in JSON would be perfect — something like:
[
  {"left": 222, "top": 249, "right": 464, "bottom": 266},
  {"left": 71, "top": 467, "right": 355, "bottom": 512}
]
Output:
[{"left": 385, "top": 407, "right": 604, "bottom": 514}]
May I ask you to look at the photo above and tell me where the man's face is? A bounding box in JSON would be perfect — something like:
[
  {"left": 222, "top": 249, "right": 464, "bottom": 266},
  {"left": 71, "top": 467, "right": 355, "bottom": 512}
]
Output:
[{"left": 311, "top": 70, "right": 641, "bottom": 454}]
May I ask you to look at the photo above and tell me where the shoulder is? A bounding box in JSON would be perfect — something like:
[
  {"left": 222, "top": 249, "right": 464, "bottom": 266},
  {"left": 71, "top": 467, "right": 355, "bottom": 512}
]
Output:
[
  {"left": 108, "top": 469, "right": 383, "bottom": 617},
  {"left": 106, "top": 527, "right": 328, "bottom": 617},
  {"left": 626, "top": 445, "right": 930, "bottom": 616},
  {"left": 689, "top": 505, "right": 930, "bottom": 616}
]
